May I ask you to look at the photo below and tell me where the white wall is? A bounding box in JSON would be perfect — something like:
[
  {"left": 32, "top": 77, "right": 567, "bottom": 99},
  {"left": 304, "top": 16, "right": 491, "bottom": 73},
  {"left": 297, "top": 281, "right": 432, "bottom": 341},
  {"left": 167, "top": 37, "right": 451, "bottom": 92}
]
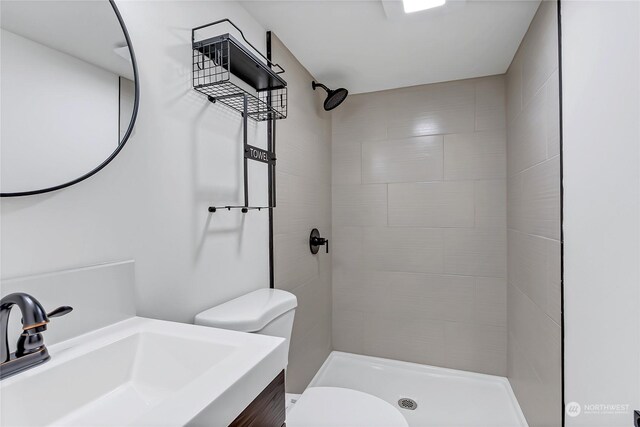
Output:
[
  {"left": 1, "top": 29, "right": 119, "bottom": 193},
  {"left": 331, "top": 76, "right": 508, "bottom": 376},
  {"left": 563, "top": 1, "right": 640, "bottom": 425},
  {"left": 0, "top": 1, "right": 273, "bottom": 324}
]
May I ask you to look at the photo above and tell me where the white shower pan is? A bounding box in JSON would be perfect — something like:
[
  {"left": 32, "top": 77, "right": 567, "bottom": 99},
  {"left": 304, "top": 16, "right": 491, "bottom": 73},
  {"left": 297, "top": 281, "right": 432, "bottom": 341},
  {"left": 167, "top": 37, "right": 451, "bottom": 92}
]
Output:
[{"left": 304, "top": 351, "right": 528, "bottom": 427}]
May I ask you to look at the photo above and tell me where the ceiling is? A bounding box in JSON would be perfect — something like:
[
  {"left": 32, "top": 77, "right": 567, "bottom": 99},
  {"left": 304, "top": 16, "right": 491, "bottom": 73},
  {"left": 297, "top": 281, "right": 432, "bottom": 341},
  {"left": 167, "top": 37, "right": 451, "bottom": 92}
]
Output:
[
  {"left": 241, "top": 0, "right": 541, "bottom": 94},
  {"left": 1, "top": 1, "right": 134, "bottom": 80}
]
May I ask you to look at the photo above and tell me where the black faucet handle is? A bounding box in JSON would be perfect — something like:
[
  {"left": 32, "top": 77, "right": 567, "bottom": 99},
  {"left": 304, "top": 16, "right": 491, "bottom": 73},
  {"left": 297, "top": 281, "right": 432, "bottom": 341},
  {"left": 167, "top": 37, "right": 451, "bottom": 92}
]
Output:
[
  {"left": 19, "top": 305, "right": 73, "bottom": 325},
  {"left": 309, "top": 228, "right": 330, "bottom": 254},
  {"left": 47, "top": 306, "right": 73, "bottom": 318}
]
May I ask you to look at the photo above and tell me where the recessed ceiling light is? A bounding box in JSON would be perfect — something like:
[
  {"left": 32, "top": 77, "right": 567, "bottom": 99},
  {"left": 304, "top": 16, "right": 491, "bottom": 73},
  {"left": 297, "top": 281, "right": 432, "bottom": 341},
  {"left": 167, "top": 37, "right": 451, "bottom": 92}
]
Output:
[{"left": 402, "top": 0, "right": 446, "bottom": 14}]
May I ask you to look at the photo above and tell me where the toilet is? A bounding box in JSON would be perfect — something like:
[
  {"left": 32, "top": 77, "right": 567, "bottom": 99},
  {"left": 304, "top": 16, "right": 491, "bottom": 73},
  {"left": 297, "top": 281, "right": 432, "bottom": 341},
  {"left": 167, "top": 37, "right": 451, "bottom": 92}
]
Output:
[{"left": 195, "top": 289, "right": 408, "bottom": 427}]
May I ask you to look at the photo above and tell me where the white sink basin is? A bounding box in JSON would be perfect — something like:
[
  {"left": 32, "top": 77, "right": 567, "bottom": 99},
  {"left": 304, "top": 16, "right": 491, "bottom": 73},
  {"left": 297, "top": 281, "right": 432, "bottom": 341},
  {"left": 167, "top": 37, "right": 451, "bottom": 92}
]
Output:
[{"left": 0, "top": 317, "right": 287, "bottom": 426}]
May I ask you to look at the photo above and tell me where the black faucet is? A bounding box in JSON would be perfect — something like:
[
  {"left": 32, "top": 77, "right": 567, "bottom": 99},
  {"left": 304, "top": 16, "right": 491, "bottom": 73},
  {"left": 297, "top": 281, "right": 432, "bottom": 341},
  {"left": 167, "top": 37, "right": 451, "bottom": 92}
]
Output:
[{"left": 0, "top": 293, "right": 72, "bottom": 380}]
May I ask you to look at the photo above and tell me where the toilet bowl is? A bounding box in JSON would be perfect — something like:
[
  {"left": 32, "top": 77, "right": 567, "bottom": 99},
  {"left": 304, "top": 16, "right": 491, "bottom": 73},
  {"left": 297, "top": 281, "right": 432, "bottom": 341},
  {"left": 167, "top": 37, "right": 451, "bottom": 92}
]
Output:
[
  {"left": 195, "top": 289, "right": 408, "bottom": 427},
  {"left": 287, "top": 386, "right": 409, "bottom": 427}
]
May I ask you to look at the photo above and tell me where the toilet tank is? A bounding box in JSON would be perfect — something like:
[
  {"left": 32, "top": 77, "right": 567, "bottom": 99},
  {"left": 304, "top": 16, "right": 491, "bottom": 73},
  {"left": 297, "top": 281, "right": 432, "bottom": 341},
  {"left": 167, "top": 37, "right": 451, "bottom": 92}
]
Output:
[{"left": 194, "top": 289, "right": 297, "bottom": 359}]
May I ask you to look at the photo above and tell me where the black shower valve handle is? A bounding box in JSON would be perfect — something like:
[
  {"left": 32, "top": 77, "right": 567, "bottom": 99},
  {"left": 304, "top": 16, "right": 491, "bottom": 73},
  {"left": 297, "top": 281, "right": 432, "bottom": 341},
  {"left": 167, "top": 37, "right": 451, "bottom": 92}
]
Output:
[
  {"left": 313, "top": 237, "right": 329, "bottom": 253},
  {"left": 309, "top": 228, "right": 329, "bottom": 254}
]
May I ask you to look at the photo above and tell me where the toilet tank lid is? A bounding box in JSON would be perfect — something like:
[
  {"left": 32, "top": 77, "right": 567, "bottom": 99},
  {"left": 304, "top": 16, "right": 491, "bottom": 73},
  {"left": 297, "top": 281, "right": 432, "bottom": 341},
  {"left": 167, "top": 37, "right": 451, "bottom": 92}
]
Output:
[{"left": 194, "top": 289, "right": 297, "bottom": 332}]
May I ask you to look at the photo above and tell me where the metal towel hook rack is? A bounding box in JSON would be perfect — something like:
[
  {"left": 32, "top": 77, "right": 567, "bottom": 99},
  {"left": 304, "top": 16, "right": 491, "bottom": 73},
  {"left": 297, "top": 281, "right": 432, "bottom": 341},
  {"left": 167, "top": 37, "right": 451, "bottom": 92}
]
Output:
[{"left": 191, "top": 19, "right": 288, "bottom": 214}]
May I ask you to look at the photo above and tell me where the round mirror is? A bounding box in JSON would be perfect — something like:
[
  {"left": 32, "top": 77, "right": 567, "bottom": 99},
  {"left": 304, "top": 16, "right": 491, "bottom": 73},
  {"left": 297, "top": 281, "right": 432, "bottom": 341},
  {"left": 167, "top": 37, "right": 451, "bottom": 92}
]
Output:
[{"left": 0, "top": 0, "right": 139, "bottom": 197}]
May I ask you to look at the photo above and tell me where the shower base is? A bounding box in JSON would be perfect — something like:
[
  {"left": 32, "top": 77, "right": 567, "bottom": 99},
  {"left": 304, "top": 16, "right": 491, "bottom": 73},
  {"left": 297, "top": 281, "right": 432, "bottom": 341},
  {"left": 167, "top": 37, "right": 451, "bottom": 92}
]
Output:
[{"left": 299, "top": 351, "right": 528, "bottom": 427}]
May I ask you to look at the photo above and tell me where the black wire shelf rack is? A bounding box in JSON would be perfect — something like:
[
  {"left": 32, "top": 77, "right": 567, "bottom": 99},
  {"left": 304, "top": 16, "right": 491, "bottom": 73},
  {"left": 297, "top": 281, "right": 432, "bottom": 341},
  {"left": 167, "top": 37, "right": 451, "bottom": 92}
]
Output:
[{"left": 192, "top": 23, "right": 287, "bottom": 121}]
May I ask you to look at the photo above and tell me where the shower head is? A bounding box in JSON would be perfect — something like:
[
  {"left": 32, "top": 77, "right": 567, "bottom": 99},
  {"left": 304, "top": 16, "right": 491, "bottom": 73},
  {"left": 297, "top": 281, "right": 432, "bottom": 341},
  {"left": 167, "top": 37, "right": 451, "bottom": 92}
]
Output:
[{"left": 312, "top": 81, "right": 349, "bottom": 111}]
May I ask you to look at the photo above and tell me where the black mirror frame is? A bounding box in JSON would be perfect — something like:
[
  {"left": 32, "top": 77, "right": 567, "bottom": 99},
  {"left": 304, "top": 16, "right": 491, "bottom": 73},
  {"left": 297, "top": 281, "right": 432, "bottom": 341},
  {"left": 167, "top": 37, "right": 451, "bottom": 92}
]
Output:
[{"left": 0, "top": 0, "right": 140, "bottom": 198}]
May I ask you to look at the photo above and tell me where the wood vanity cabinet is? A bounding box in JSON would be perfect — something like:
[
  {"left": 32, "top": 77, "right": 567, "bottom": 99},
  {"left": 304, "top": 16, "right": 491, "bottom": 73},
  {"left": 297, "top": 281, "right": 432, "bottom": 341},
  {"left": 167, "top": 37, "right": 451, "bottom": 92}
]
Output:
[{"left": 229, "top": 370, "right": 286, "bottom": 427}]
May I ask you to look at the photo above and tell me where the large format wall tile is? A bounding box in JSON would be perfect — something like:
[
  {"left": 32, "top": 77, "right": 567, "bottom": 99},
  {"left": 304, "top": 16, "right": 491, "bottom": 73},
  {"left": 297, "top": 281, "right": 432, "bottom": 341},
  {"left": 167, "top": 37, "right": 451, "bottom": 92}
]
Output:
[
  {"left": 508, "top": 230, "right": 549, "bottom": 311},
  {"left": 366, "top": 271, "right": 476, "bottom": 323},
  {"left": 521, "top": 156, "right": 561, "bottom": 240},
  {"left": 476, "top": 76, "right": 507, "bottom": 131},
  {"left": 545, "top": 70, "right": 561, "bottom": 158},
  {"left": 444, "top": 321, "right": 507, "bottom": 375},
  {"left": 332, "top": 107, "right": 387, "bottom": 142},
  {"left": 506, "top": 51, "right": 523, "bottom": 124},
  {"left": 274, "top": 229, "right": 319, "bottom": 292},
  {"left": 507, "top": 172, "right": 524, "bottom": 230},
  {"left": 332, "top": 139, "right": 362, "bottom": 185},
  {"left": 476, "top": 277, "right": 507, "bottom": 327},
  {"left": 388, "top": 181, "right": 475, "bottom": 227},
  {"left": 475, "top": 180, "right": 507, "bottom": 228},
  {"left": 387, "top": 105, "right": 476, "bottom": 139},
  {"left": 444, "top": 228, "right": 507, "bottom": 277},
  {"left": 331, "top": 226, "right": 363, "bottom": 274},
  {"left": 508, "top": 284, "right": 561, "bottom": 385},
  {"left": 288, "top": 313, "right": 332, "bottom": 393},
  {"left": 521, "top": 0, "right": 559, "bottom": 106},
  {"left": 275, "top": 172, "right": 330, "bottom": 235},
  {"left": 546, "top": 239, "right": 562, "bottom": 325},
  {"left": 385, "top": 79, "right": 476, "bottom": 119},
  {"left": 364, "top": 226, "right": 445, "bottom": 274},
  {"left": 444, "top": 130, "right": 506, "bottom": 180},
  {"left": 332, "top": 309, "right": 365, "bottom": 354},
  {"left": 362, "top": 313, "right": 447, "bottom": 367},
  {"left": 290, "top": 275, "right": 332, "bottom": 344},
  {"left": 278, "top": 124, "right": 331, "bottom": 185},
  {"left": 333, "top": 184, "right": 387, "bottom": 226},
  {"left": 508, "top": 87, "right": 547, "bottom": 176},
  {"left": 272, "top": 36, "right": 332, "bottom": 393},
  {"left": 332, "top": 74, "right": 508, "bottom": 376},
  {"left": 508, "top": 326, "right": 562, "bottom": 427},
  {"left": 362, "top": 135, "right": 443, "bottom": 184},
  {"left": 505, "top": 2, "right": 561, "bottom": 425}
]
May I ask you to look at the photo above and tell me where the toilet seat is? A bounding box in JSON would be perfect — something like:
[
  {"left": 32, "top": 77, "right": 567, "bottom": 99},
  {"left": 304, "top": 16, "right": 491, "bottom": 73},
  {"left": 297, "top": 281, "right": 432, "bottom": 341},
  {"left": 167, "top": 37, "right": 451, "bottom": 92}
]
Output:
[{"left": 286, "top": 387, "right": 409, "bottom": 427}]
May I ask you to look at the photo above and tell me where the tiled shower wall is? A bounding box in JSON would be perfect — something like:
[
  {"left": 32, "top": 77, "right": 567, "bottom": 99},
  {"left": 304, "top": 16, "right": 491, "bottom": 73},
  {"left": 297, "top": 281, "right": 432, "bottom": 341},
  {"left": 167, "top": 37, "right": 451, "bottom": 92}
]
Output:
[
  {"left": 331, "top": 75, "right": 508, "bottom": 375},
  {"left": 272, "top": 35, "right": 333, "bottom": 393},
  {"left": 506, "top": 1, "right": 562, "bottom": 426}
]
